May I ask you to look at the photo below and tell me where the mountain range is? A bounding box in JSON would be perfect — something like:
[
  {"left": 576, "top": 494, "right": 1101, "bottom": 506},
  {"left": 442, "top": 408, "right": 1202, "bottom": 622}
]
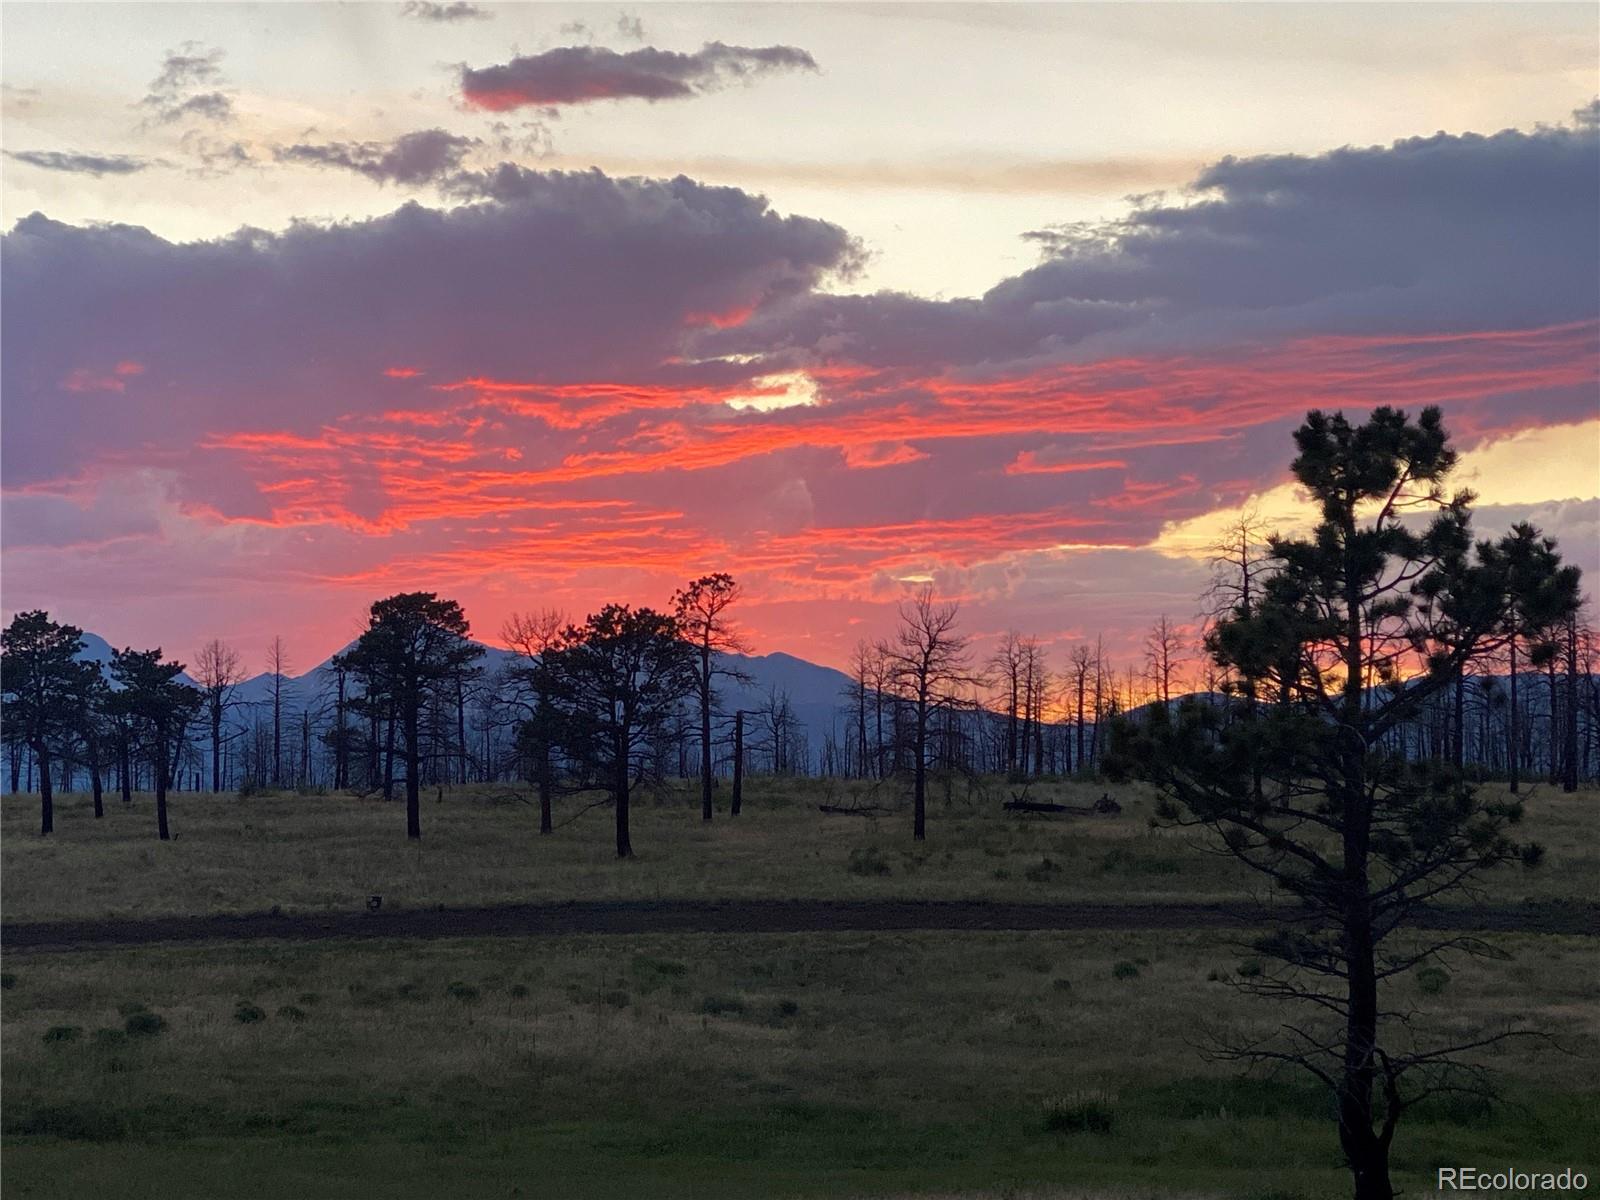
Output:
[{"left": 74, "top": 631, "right": 859, "bottom": 758}]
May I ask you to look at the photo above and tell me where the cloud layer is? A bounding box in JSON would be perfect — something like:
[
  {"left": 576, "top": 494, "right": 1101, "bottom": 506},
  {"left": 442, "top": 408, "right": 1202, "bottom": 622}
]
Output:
[
  {"left": 460, "top": 42, "right": 818, "bottom": 111},
  {"left": 5, "top": 150, "right": 154, "bottom": 177},
  {"left": 139, "top": 44, "right": 235, "bottom": 126},
  {"left": 275, "top": 129, "right": 479, "bottom": 185},
  {"left": 3, "top": 115, "right": 1596, "bottom": 666},
  {"left": 399, "top": 1, "right": 490, "bottom": 21}
]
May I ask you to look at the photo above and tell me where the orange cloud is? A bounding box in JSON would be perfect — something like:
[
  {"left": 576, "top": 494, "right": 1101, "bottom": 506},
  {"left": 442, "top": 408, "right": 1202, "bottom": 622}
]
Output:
[
  {"left": 1006, "top": 453, "right": 1128, "bottom": 476},
  {"left": 841, "top": 441, "right": 929, "bottom": 469}
]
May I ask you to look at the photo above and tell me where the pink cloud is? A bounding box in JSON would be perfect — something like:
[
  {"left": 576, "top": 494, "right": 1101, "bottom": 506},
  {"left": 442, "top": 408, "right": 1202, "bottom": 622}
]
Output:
[
  {"left": 59, "top": 360, "right": 144, "bottom": 393},
  {"left": 5, "top": 118, "right": 1597, "bottom": 670}
]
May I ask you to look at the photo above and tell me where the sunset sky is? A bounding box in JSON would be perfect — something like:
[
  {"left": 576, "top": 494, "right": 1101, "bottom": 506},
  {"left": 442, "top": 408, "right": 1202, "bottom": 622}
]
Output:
[{"left": 3, "top": 2, "right": 1597, "bottom": 676}]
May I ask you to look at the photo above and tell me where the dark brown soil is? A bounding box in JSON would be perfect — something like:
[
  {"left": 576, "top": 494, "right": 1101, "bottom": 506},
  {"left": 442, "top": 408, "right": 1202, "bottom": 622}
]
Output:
[{"left": 4, "top": 898, "right": 1594, "bottom": 953}]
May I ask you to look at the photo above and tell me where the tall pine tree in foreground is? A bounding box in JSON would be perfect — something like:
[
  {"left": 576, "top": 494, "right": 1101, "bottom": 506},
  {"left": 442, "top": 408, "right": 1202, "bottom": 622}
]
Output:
[{"left": 1110, "top": 406, "right": 1581, "bottom": 1200}]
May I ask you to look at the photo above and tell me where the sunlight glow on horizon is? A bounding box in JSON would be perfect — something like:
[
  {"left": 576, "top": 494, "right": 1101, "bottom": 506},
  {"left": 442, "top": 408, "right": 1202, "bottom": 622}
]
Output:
[{"left": 1150, "top": 419, "right": 1600, "bottom": 558}]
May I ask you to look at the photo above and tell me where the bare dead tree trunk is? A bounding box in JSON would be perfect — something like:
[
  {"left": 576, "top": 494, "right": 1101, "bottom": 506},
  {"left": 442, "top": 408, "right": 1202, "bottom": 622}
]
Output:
[
  {"left": 405, "top": 700, "right": 421, "bottom": 840},
  {"left": 36, "top": 742, "right": 54, "bottom": 835},
  {"left": 913, "top": 697, "right": 928, "bottom": 840},
  {"left": 154, "top": 717, "right": 171, "bottom": 842},
  {"left": 456, "top": 677, "right": 467, "bottom": 788},
  {"left": 88, "top": 734, "right": 104, "bottom": 818},
  {"left": 1453, "top": 674, "right": 1466, "bottom": 771},
  {"left": 383, "top": 708, "right": 397, "bottom": 802},
  {"left": 614, "top": 725, "right": 632, "bottom": 858},
  {"left": 1508, "top": 635, "right": 1519, "bottom": 793},
  {"left": 732, "top": 710, "right": 744, "bottom": 816},
  {"left": 700, "top": 670, "right": 714, "bottom": 821},
  {"left": 1565, "top": 616, "right": 1580, "bottom": 793}
]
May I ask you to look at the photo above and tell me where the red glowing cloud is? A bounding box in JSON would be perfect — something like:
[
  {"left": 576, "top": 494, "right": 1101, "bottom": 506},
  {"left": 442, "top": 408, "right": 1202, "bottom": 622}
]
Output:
[{"left": 5, "top": 117, "right": 1597, "bottom": 669}]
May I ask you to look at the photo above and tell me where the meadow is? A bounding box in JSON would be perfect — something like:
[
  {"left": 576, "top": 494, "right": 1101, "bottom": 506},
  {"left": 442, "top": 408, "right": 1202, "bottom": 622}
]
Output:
[
  {"left": 3, "top": 778, "right": 1596, "bottom": 922},
  {"left": 4, "top": 928, "right": 1596, "bottom": 1199},
  {"left": 3, "top": 779, "right": 1596, "bottom": 1199}
]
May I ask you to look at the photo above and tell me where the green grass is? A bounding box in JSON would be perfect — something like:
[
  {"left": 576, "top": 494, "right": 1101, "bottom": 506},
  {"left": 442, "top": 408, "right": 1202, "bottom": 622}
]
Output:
[
  {"left": 4, "top": 779, "right": 1594, "bottom": 921},
  {"left": 5, "top": 778, "right": 1595, "bottom": 1197},
  {"left": 4, "top": 929, "right": 1595, "bottom": 1199}
]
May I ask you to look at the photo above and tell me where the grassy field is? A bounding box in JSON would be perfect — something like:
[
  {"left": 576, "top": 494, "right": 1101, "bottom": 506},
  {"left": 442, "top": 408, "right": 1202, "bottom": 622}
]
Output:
[
  {"left": 3, "top": 778, "right": 1595, "bottom": 921},
  {"left": 4, "top": 779, "right": 1595, "bottom": 1198},
  {"left": 4, "top": 928, "right": 1596, "bottom": 1200}
]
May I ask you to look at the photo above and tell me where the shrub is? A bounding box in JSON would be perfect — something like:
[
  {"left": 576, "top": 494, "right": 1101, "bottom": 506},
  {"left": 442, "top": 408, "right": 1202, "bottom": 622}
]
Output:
[
  {"left": 602, "top": 990, "right": 630, "bottom": 1009},
  {"left": 1051, "top": 977, "right": 1073, "bottom": 992},
  {"left": 776, "top": 999, "right": 800, "bottom": 1017},
  {"left": 1043, "top": 1094, "right": 1115, "bottom": 1134},
  {"left": 297, "top": 992, "right": 321, "bottom": 1006},
  {"left": 233, "top": 1001, "right": 267, "bottom": 1024},
  {"left": 1023, "top": 857, "right": 1063, "bottom": 884},
  {"left": 509, "top": 984, "right": 530, "bottom": 999},
  {"left": 276, "top": 1005, "right": 308, "bottom": 1022},
  {"left": 1111, "top": 960, "right": 1141, "bottom": 980},
  {"left": 445, "top": 981, "right": 480, "bottom": 1003},
  {"left": 631, "top": 955, "right": 687, "bottom": 978},
  {"left": 698, "top": 994, "right": 746, "bottom": 1017},
  {"left": 43, "top": 1025, "right": 83, "bottom": 1044},
  {"left": 1417, "top": 965, "right": 1451, "bottom": 995},
  {"left": 1146, "top": 1075, "right": 1331, "bottom": 1121},
  {"left": 92, "top": 1028, "right": 128, "bottom": 1048},
  {"left": 1096, "top": 846, "right": 1180, "bottom": 875},
  {"left": 124, "top": 1011, "right": 168, "bottom": 1038},
  {"left": 1236, "top": 958, "right": 1265, "bottom": 979},
  {"left": 846, "top": 846, "right": 891, "bottom": 877}
]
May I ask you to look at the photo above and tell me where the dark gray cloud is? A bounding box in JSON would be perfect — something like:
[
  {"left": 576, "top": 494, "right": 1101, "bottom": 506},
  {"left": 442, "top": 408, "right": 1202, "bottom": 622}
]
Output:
[
  {"left": 140, "top": 44, "right": 235, "bottom": 125},
  {"left": 714, "top": 117, "right": 1600, "bottom": 373},
  {"left": 276, "top": 129, "right": 478, "bottom": 186},
  {"left": 1, "top": 168, "right": 858, "bottom": 501},
  {"left": 182, "top": 134, "right": 254, "bottom": 174},
  {"left": 165, "top": 92, "right": 234, "bottom": 123},
  {"left": 149, "top": 44, "right": 224, "bottom": 93},
  {"left": 5, "top": 149, "right": 154, "bottom": 177},
  {"left": 460, "top": 42, "right": 817, "bottom": 111},
  {"left": 399, "top": 1, "right": 490, "bottom": 22}
]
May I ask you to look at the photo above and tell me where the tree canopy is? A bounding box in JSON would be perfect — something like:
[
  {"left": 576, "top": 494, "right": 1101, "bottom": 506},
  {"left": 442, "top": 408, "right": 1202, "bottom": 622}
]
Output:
[
  {"left": 343, "top": 592, "right": 481, "bottom": 840},
  {"left": 1109, "top": 405, "right": 1583, "bottom": 1200}
]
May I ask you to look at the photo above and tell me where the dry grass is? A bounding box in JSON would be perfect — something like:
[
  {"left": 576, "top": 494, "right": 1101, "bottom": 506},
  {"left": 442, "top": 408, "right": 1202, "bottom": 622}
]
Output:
[
  {"left": 4, "top": 778, "right": 1593, "bottom": 922},
  {"left": 3, "top": 926, "right": 1595, "bottom": 1198}
]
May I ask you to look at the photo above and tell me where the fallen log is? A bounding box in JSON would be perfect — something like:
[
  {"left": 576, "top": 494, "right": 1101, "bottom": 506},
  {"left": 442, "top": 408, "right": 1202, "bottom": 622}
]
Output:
[{"left": 1002, "top": 799, "right": 1090, "bottom": 814}]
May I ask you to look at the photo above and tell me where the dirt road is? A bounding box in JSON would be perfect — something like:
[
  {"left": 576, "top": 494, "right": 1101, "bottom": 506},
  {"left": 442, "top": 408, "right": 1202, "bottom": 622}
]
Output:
[{"left": 4, "top": 898, "right": 1594, "bottom": 953}]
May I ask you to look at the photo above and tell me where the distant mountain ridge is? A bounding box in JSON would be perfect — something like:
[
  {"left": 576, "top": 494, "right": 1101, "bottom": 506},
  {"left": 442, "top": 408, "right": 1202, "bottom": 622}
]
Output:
[
  {"left": 71, "top": 631, "right": 859, "bottom": 761},
  {"left": 66, "top": 631, "right": 1592, "bottom": 775}
]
